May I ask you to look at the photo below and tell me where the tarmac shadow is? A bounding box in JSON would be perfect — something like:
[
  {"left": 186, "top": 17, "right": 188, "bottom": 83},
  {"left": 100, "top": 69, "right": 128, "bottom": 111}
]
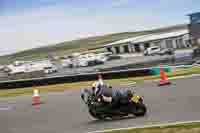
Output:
[{"left": 86, "top": 114, "right": 148, "bottom": 125}]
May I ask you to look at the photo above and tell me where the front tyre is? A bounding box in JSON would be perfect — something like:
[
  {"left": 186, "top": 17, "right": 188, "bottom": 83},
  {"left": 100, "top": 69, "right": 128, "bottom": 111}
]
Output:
[
  {"left": 133, "top": 103, "right": 147, "bottom": 117},
  {"left": 88, "top": 109, "right": 106, "bottom": 120}
]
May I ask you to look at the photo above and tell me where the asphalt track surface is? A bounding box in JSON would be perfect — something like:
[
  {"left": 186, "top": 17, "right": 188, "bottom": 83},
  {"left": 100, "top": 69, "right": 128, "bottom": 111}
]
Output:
[{"left": 1, "top": 76, "right": 200, "bottom": 133}]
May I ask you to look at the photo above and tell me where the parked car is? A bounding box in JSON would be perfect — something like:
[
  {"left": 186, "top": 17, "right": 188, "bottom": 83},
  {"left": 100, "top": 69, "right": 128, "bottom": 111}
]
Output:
[
  {"left": 192, "top": 60, "right": 200, "bottom": 67},
  {"left": 157, "top": 48, "right": 175, "bottom": 55},
  {"left": 144, "top": 46, "right": 161, "bottom": 56},
  {"left": 144, "top": 47, "right": 174, "bottom": 56},
  {"left": 61, "top": 59, "right": 73, "bottom": 68},
  {"left": 44, "top": 66, "right": 57, "bottom": 74}
]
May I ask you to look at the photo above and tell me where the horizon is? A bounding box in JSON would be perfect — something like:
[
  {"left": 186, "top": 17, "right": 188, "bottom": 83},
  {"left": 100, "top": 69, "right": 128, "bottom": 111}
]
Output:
[
  {"left": 0, "top": 0, "right": 199, "bottom": 56},
  {"left": 0, "top": 23, "right": 188, "bottom": 57}
]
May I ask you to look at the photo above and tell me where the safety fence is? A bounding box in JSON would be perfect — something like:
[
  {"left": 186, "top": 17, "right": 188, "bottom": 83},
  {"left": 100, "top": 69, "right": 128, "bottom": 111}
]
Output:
[
  {"left": 0, "top": 65, "right": 193, "bottom": 90},
  {"left": 0, "top": 68, "right": 152, "bottom": 89}
]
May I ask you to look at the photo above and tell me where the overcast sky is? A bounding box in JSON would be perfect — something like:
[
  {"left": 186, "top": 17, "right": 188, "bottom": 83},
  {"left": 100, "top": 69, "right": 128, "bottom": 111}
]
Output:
[{"left": 0, "top": 0, "right": 199, "bottom": 56}]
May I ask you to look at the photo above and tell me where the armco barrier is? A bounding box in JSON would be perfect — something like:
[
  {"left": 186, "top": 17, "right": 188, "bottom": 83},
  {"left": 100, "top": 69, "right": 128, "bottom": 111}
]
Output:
[{"left": 0, "top": 68, "right": 151, "bottom": 89}]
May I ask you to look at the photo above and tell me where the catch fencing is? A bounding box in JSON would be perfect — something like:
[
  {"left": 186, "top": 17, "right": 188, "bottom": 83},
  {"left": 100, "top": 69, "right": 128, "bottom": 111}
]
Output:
[{"left": 0, "top": 68, "right": 151, "bottom": 89}]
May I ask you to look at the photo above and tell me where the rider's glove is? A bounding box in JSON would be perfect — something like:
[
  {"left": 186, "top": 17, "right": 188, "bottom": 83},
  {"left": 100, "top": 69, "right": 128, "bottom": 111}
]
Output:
[{"left": 97, "top": 98, "right": 101, "bottom": 102}]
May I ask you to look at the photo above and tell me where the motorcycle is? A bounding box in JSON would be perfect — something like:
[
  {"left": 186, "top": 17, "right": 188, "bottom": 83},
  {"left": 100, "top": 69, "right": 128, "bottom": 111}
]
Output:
[{"left": 81, "top": 87, "right": 147, "bottom": 120}]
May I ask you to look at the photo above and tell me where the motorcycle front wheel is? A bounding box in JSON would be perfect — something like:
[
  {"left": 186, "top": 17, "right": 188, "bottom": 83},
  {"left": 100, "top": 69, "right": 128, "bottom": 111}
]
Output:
[
  {"left": 132, "top": 103, "right": 147, "bottom": 117},
  {"left": 89, "top": 109, "right": 107, "bottom": 120}
]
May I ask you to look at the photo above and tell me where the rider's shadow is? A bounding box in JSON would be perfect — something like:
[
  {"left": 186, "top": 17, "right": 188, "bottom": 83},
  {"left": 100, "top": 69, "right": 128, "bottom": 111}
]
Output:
[
  {"left": 86, "top": 104, "right": 150, "bottom": 125},
  {"left": 87, "top": 114, "right": 148, "bottom": 124}
]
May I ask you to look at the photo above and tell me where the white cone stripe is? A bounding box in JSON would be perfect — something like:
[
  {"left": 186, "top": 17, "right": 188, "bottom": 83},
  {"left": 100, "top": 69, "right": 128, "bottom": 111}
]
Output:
[{"left": 33, "top": 89, "right": 40, "bottom": 97}]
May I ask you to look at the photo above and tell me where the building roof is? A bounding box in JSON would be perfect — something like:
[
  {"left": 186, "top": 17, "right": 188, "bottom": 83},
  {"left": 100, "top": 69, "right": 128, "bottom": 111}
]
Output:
[
  {"left": 132, "top": 29, "right": 189, "bottom": 44},
  {"left": 187, "top": 12, "right": 200, "bottom": 16},
  {"left": 104, "top": 34, "right": 150, "bottom": 47},
  {"left": 104, "top": 29, "right": 189, "bottom": 47}
]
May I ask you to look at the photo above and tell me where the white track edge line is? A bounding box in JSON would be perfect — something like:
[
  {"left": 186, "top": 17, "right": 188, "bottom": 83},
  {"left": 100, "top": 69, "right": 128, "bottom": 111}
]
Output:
[{"left": 87, "top": 120, "right": 200, "bottom": 133}]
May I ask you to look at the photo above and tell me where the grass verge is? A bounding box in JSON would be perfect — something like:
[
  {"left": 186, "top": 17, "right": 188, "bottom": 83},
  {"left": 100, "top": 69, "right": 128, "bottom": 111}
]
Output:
[
  {"left": 0, "top": 67, "right": 200, "bottom": 97},
  {"left": 103, "top": 122, "right": 200, "bottom": 133}
]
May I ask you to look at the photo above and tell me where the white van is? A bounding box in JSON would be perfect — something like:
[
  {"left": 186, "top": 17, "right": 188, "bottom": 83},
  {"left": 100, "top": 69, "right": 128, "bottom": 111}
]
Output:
[{"left": 144, "top": 46, "right": 161, "bottom": 56}]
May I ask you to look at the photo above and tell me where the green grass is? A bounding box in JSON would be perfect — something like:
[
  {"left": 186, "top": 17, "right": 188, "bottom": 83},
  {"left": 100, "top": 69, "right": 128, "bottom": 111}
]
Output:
[
  {"left": 0, "top": 66, "right": 199, "bottom": 97},
  {"left": 104, "top": 122, "right": 200, "bottom": 133},
  {"left": 0, "top": 24, "right": 188, "bottom": 64}
]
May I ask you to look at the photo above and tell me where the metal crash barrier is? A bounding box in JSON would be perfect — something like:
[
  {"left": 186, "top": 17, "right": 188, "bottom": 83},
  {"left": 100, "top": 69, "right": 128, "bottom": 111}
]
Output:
[
  {"left": 0, "top": 65, "right": 193, "bottom": 90},
  {"left": 0, "top": 68, "right": 151, "bottom": 89}
]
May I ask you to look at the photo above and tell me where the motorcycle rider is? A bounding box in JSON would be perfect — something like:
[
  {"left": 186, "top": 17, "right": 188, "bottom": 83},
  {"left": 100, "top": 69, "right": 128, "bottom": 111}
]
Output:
[
  {"left": 92, "top": 77, "right": 134, "bottom": 108},
  {"left": 92, "top": 80, "right": 113, "bottom": 103}
]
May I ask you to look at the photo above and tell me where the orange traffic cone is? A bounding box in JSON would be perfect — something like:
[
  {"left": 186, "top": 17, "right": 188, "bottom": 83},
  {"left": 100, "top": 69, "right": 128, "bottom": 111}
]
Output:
[
  {"left": 32, "top": 89, "right": 41, "bottom": 105},
  {"left": 158, "top": 65, "right": 171, "bottom": 86}
]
